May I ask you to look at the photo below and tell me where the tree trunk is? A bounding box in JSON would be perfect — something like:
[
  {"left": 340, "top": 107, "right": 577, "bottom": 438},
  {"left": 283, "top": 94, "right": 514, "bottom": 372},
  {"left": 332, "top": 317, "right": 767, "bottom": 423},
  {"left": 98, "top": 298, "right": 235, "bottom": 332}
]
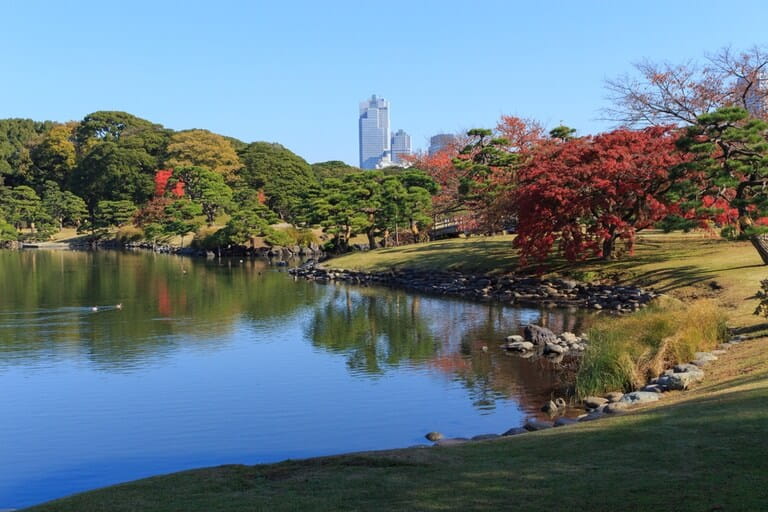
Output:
[
  {"left": 602, "top": 234, "right": 617, "bottom": 260},
  {"left": 750, "top": 234, "right": 768, "bottom": 265},
  {"left": 367, "top": 231, "right": 376, "bottom": 250}
]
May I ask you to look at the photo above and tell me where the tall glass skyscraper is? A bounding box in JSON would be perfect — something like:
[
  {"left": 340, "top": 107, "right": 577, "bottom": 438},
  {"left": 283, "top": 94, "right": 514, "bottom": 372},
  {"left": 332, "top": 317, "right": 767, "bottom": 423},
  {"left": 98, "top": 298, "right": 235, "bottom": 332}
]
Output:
[
  {"left": 391, "top": 129, "right": 412, "bottom": 164},
  {"left": 359, "top": 95, "right": 390, "bottom": 169}
]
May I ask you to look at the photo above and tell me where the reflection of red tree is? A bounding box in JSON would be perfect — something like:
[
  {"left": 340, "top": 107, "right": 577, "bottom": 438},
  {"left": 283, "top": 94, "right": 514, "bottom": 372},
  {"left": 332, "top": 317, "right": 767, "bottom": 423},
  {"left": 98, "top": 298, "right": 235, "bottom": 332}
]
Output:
[
  {"left": 428, "top": 353, "right": 471, "bottom": 374},
  {"left": 157, "top": 280, "right": 171, "bottom": 317}
]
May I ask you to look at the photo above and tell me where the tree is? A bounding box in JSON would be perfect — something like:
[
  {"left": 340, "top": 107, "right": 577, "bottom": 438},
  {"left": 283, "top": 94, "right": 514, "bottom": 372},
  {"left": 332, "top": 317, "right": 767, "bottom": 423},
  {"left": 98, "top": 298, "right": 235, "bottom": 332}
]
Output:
[
  {"left": 30, "top": 123, "right": 77, "bottom": 187},
  {"left": 395, "top": 170, "right": 438, "bottom": 240},
  {"left": 70, "top": 141, "right": 157, "bottom": 212},
  {"left": 237, "top": 142, "right": 319, "bottom": 221},
  {"left": 219, "top": 197, "right": 278, "bottom": 248},
  {"left": 605, "top": 45, "right": 768, "bottom": 126},
  {"left": 41, "top": 181, "right": 87, "bottom": 229},
  {"left": 75, "top": 111, "right": 170, "bottom": 167},
  {"left": 3, "top": 185, "right": 54, "bottom": 236},
  {"left": 514, "top": 126, "right": 686, "bottom": 263},
  {"left": 0, "top": 119, "right": 53, "bottom": 186},
  {"left": 170, "top": 166, "right": 233, "bottom": 225},
  {"left": 94, "top": 200, "right": 138, "bottom": 229},
  {"left": 674, "top": 107, "right": 768, "bottom": 263},
  {"left": 453, "top": 128, "right": 519, "bottom": 233},
  {"left": 311, "top": 160, "right": 361, "bottom": 179},
  {"left": 165, "top": 129, "right": 242, "bottom": 180},
  {"left": 162, "top": 199, "right": 202, "bottom": 247}
]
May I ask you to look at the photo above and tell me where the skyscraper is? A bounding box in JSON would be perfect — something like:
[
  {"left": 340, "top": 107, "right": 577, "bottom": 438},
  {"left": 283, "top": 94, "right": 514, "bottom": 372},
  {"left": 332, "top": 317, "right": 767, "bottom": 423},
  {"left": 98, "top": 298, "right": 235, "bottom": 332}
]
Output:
[
  {"left": 391, "top": 129, "right": 412, "bottom": 164},
  {"left": 359, "top": 95, "right": 390, "bottom": 169},
  {"left": 428, "top": 133, "right": 458, "bottom": 155}
]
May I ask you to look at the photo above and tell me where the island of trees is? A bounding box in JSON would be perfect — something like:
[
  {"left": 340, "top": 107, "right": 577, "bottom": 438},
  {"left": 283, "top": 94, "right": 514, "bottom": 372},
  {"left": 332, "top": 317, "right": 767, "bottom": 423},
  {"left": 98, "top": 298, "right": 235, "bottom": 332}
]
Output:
[{"left": 4, "top": 45, "right": 768, "bottom": 265}]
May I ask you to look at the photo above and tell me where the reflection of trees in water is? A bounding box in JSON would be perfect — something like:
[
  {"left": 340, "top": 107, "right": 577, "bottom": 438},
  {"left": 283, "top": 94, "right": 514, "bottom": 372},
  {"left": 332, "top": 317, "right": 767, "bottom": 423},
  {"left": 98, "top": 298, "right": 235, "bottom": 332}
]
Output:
[
  {"left": 0, "top": 251, "right": 321, "bottom": 370},
  {"left": 308, "top": 288, "right": 438, "bottom": 374},
  {"left": 308, "top": 287, "right": 591, "bottom": 414}
]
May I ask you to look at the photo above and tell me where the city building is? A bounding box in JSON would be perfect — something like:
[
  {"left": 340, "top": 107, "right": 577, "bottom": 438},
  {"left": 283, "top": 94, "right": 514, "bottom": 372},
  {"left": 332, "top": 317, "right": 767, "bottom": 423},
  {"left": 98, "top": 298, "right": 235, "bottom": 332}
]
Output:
[
  {"left": 359, "top": 95, "right": 390, "bottom": 169},
  {"left": 428, "top": 133, "right": 458, "bottom": 155},
  {"left": 743, "top": 71, "right": 768, "bottom": 118},
  {"left": 390, "top": 129, "right": 412, "bottom": 164}
]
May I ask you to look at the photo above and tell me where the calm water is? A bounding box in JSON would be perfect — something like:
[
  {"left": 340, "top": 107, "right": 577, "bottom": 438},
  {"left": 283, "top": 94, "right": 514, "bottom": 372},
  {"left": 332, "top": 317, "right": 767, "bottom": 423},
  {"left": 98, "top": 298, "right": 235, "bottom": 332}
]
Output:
[{"left": 0, "top": 250, "right": 585, "bottom": 508}]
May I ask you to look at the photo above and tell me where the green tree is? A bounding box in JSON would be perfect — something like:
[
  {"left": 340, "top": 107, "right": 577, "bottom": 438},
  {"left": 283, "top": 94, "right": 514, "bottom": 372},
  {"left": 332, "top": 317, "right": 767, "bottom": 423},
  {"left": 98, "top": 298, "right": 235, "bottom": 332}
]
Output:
[
  {"left": 238, "top": 142, "right": 319, "bottom": 221},
  {"left": 311, "top": 160, "right": 361, "bottom": 179},
  {"left": 94, "top": 200, "right": 138, "bottom": 228},
  {"left": 162, "top": 199, "right": 202, "bottom": 247},
  {"left": 171, "top": 166, "right": 233, "bottom": 225},
  {"left": 4, "top": 185, "right": 53, "bottom": 236},
  {"left": 165, "top": 129, "right": 242, "bottom": 180},
  {"left": 0, "top": 119, "right": 52, "bottom": 186},
  {"left": 223, "top": 200, "right": 278, "bottom": 247},
  {"left": 674, "top": 107, "right": 768, "bottom": 263},
  {"left": 70, "top": 141, "right": 156, "bottom": 212},
  {"left": 41, "top": 181, "right": 87, "bottom": 229},
  {"left": 75, "top": 111, "right": 170, "bottom": 166}
]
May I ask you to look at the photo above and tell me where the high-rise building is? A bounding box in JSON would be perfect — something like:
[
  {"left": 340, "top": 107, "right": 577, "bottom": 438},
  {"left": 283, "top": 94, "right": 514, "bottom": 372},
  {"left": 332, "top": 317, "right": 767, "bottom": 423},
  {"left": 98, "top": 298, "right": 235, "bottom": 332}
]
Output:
[
  {"left": 744, "top": 71, "right": 768, "bottom": 118},
  {"left": 359, "top": 95, "right": 390, "bottom": 169},
  {"left": 391, "top": 129, "right": 412, "bottom": 164},
  {"left": 428, "top": 133, "right": 458, "bottom": 155}
]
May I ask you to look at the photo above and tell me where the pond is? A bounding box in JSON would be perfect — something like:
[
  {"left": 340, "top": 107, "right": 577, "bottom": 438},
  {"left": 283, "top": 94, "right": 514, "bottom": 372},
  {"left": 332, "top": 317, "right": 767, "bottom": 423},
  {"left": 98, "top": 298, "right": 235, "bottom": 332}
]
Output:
[{"left": 0, "top": 250, "right": 587, "bottom": 508}]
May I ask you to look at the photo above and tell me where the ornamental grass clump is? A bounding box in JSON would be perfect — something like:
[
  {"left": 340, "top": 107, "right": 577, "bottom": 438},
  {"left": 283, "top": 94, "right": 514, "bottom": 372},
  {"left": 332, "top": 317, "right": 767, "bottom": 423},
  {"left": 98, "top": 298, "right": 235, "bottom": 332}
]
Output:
[{"left": 575, "top": 298, "right": 728, "bottom": 398}]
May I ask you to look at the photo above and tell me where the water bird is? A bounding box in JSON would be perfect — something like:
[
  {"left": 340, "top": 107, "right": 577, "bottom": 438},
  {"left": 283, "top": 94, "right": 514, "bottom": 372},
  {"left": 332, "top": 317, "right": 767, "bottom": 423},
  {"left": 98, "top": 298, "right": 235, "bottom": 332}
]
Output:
[
  {"left": 116, "top": 303, "right": 123, "bottom": 310},
  {"left": 91, "top": 306, "right": 98, "bottom": 312}
]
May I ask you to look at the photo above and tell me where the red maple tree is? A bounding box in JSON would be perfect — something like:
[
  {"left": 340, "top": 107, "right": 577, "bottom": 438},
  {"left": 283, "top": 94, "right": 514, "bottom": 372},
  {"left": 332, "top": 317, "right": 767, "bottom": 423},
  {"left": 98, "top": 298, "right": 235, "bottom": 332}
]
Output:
[{"left": 513, "top": 126, "right": 687, "bottom": 263}]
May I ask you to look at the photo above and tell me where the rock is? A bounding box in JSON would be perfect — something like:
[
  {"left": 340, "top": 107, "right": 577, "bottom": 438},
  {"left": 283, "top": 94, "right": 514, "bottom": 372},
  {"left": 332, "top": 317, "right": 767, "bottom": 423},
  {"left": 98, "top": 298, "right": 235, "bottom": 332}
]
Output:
[
  {"left": 583, "top": 396, "right": 609, "bottom": 409},
  {"left": 711, "top": 349, "right": 727, "bottom": 355},
  {"left": 544, "top": 342, "right": 566, "bottom": 355},
  {"left": 554, "top": 417, "right": 579, "bottom": 427},
  {"left": 554, "top": 397, "right": 567, "bottom": 409},
  {"left": 641, "top": 384, "right": 664, "bottom": 393},
  {"left": 541, "top": 400, "right": 559, "bottom": 415},
  {"left": 434, "top": 438, "right": 469, "bottom": 446},
  {"left": 578, "top": 411, "right": 603, "bottom": 422},
  {"left": 619, "top": 391, "right": 661, "bottom": 404},
  {"left": 666, "top": 371, "right": 704, "bottom": 390},
  {"left": 523, "top": 324, "right": 557, "bottom": 345},
  {"left": 560, "top": 332, "right": 579, "bottom": 343},
  {"left": 693, "top": 352, "right": 718, "bottom": 362},
  {"left": 690, "top": 359, "right": 711, "bottom": 368},
  {"left": 502, "top": 427, "right": 528, "bottom": 436},
  {"left": 471, "top": 434, "right": 500, "bottom": 441},
  {"left": 604, "top": 392, "right": 624, "bottom": 403},
  {"left": 524, "top": 420, "right": 554, "bottom": 431},
  {"left": 425, "top": 431, "right": 443, "bottom": 442},
  {"left": 674, "top": 363, "right": 704, "bottom": 374},
  {"left": 505, "top": 341, "right": 535, "bottom": 351},
  {"left": 505, "top": 335, "right": 525, "bottom": 343},
  {"left": 604, "top": 402, "right": 630, "bottom": 414}
]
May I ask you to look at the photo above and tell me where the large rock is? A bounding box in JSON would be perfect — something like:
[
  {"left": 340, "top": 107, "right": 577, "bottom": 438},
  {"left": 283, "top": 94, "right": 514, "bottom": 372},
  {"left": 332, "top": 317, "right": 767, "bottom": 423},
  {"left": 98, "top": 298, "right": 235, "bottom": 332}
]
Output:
[
  {"left": 544, "top": 342, "right": 566, "bottom": 355},
  {"left": 665, "top": 371, "right": 705, "bottom": 390},
  {"left": 560, "top": 332, "right": 579, "bottom": 343},
  {"left": 523, "top": 324, "right": 557, "bottom": 345},
  {"left": 505, "top": 335, "right": 525, "bottom": 343},
  {"left": 604, "top": 392, "right": 624, "bottom": 403},
  {"left": 619, "top": 391, "right": 661, "bottom": 405},
  {"left": 583, "top": 396, "right": 609, "bottom": 409},
  {"left": 505, "top": 341, "right": 534, "bottom": 352},
  {"left": 693, "top": 352, "right": 718, "bottom": 362}
]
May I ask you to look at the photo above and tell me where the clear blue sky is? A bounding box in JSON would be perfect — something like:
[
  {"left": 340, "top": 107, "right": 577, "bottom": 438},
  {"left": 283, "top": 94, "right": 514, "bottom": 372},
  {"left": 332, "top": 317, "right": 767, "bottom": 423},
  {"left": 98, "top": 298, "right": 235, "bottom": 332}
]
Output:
[{"left": 2, "top": 1, "right": 767, "bottom": 165}]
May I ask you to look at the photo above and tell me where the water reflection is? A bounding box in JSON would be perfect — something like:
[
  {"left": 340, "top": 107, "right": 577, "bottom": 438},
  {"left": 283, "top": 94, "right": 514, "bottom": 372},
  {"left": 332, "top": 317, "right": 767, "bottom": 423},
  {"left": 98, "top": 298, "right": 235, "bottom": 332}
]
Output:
[{"left": 0, "top": 249, "right": 591, "bottom": 508}]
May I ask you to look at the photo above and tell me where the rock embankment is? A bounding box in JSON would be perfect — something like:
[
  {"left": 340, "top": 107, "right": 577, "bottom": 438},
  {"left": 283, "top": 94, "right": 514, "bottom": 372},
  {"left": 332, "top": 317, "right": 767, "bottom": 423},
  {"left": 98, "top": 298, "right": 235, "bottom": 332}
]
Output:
[
  {"left": 424, "top": 335, "right": 746, "bottom": 446},
  {"left": 289, "top": 263, "right": 657, "bottom": 312}
]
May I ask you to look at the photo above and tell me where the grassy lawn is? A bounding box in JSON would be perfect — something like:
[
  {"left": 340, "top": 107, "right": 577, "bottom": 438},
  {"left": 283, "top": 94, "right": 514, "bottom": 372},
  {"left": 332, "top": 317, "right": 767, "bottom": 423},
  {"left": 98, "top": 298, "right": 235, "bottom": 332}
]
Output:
[{"left": 23, "top": 232, "right": 768, "bottom": 511}]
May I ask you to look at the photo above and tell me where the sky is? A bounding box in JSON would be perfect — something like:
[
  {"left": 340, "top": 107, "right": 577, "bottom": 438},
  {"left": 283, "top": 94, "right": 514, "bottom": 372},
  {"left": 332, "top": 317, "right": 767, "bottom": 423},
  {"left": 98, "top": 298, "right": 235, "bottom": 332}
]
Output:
[{"left": 2, "top": 0, "right": 768, "bottom": 166}]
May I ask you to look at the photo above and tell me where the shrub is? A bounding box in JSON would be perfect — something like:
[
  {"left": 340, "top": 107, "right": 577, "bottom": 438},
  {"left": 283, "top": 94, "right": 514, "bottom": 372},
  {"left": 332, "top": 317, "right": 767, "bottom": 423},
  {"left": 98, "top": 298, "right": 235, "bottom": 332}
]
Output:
[
  {"left": 264, "top": 227, "right": 294, "bottom": 247},
  {"left": 192, "top": 226, "right": 225, "bottom": 250},
  {"left": 575, "top": 298, "right": 728, "bottom": 397},
  {"left": 0, "top": 219, "right": 17, "bottom": 241},
  {"left": 283, "top": 227, "right": 318, "bottom": 246},
  {"left": 115, "top": 225, "right": 144, "bottom": 243}
]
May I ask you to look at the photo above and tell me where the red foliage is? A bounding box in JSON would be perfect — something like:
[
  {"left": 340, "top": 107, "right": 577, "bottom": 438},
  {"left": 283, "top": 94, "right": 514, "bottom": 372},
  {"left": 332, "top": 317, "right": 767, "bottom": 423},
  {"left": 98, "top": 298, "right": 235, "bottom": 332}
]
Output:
[
  {"left": 496, "top": 115, "right": 546, "bottom": 153},
  {"left": 154, "top": 169, "right": 185, "bottom": 198},
  {"left": 514, "top": 126, "right": 687, "bottom": 263},
  {"left": 405, "top": 148, "right": 463, "bottom": 218}
]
